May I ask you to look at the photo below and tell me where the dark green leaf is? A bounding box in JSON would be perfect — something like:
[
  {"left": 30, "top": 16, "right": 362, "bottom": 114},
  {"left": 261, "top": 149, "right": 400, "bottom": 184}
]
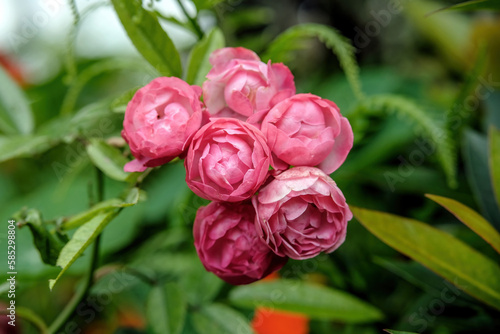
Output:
[
  {"left": 179, "top": 259, "right": 223, "bottom": 305},
  {"left": 229, "top": 279, "right": 383, "bottom": 323},
  {"left": 192, "top": 303, "right": 253, "bottom": 334},
  {"left": 147, "top": 282, "right": 187, "bottom": 334},
  {"left": 352, "top": 206, "right": 500, "bottom": 311},
  {"left": 384, "top": 330, "right": 419, "bottom": 334},
  {"left": 16, "top": 208, "right": 68, "bottom": 266},
  {"left": 111, "top": 0, "right": 182, "bottom": 77},
  {"left": 86, "top": 138, "right": 133, "bottom": 182},
  {"left": 186, "top": 27, "right": 225, "bottom": 86},
  {"left": 0, "top": 66, "right": 34, "bottom": 134},
  {"left": 463, "top": 129, "right": 500, "bottom": 230},
  {"left": 426, "top": 194, "right": 500, "bottom": 253}
]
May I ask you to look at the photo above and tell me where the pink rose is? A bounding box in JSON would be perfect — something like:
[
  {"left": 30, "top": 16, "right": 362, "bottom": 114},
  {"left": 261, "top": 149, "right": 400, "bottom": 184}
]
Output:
[
  {"left": 185, "top": 118, "right": 271, "bottom": 202},
  {"left": 261, "top": 93, "right": 353, "bottom": 174},
  {"left": 122, "top": 77, "right": 203, "bottom": 172},
  {"left": 194, "top": 201, "right": 287, "bottom": 285},
  {"left": 252, "top": 166, "right": 352, "bottom": 260},
  {"left": 202, "top": 47, "right": 295, "bottom": 125}
]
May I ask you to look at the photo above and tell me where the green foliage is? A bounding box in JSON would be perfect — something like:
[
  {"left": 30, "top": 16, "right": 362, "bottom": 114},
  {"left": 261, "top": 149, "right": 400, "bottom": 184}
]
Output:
[
  {"left": 147, "top": 282, "right": 187, "bottom": 334},
  {"left": 0, "top": 135, "right": 55, "bottom": 163},
  {"left": 352, "top": 206, "right": 500, "bottom": 311},
  {"left": 426, "top": 194, "right": 500, "bottom": 253},
  {"left": 111, "top": 0, "right": 182, "bottom": 78},
  {"left": 192, "top": 304, "right": 253, "bottom": 334},
  {"left": 354, "top": 94, "right": 457, "bottom": 188},
  {"left": 263, "top": 23, "right": 364, "bottom": 100},
  {"left": 384, "top": 330, "right": 419, "bottom": 334},
  {"left": 0, "top": 66, "right": 34, "bottom": 135},
  {"left": 489, "top": 126, "right": 500, "bottom": 208},
  {"left": 437, "top": 0, "right": 500, "bottom": 12},
  {"left": 186, "top": 27, "right": 225, "bottom": 86},
  {"left": 15, "top": 208, "right": 68, "bottom": 266},
  {"left": 463, "top": 129, "right": 500, "bottom": 229},
  {"left": 229, "top": 279, "right": 384, "bottom": 322},
  {"left": 86, "top": 138, "right": 132, "bottom": 182}
]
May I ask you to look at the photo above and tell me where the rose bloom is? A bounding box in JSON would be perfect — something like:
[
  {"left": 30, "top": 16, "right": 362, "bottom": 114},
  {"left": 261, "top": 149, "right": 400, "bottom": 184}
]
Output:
[
  {"left": 252, "top": 166, "right": 352, "bottom": 260},
  {"left": 122, "top": 77, "right": 203, "bottom": 172},
  {"left": 260, "top": 93, "right": 353, "bottom": 174},
  {"left": 202, "top": 47, "right": 295, "bottom": 125},
  {"left": 194, "top": 201, "right": 287, "bottom": 285},
  {"left": 185, "top": 118, "right": 271, "bottom": 202}
]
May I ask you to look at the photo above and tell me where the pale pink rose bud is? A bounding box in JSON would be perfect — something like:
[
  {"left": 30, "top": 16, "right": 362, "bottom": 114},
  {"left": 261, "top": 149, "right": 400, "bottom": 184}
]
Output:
[
  {"left": 252, "top": 166, "right": 352, "bottom": 260},
  {"left": 185, "top": 118, "right": 271, "bottom": 202},
  {"left": 194, "top": 201, "right": 287, "bottom": 285},
  {"left": 261, "top": 93, "right": 354, "bottom": 174},
  {"left": 122, "top": 77, "right": 203, "bottom": 172},
  {"left": 202, "top": 47, "right": 295, "bottom": 125}
]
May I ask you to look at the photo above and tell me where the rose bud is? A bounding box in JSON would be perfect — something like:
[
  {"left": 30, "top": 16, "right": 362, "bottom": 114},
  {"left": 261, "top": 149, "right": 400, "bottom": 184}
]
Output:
[
  {"left": 122, "top": 77, "right": 203, "bottom": 172},
  {"left": 185, "top": 118, "right": 271, "bottom": 202},
  {"left": 252, "top": 166, "right": 352, "bottom": 260},
  {"left": 202, "top": 47, "right": 295, "bottom": 126},
  {"left": 194, "top": 201, "right": 287, "bottom": 285},
  {"left": 260, "top": 93, "right": 354, "bottom": 174}
]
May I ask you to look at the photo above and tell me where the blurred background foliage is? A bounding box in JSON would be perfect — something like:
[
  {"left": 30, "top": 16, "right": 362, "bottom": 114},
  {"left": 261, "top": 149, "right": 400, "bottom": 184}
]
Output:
[{"left": 0, "top": 0, "right": 499, "bottom": 333}]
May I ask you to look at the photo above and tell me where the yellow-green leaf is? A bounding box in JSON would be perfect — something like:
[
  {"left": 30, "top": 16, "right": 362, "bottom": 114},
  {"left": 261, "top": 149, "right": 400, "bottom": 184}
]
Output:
[
  {"left": 426, "top": 194, "right": 500, "bottom": 253},
  {"left": 186, "top": 27, "right": 225, "bottom": 86},
  {"left": 352, "top": 206, "right": 500, "bottom": 311},
  {"left": 489, "top": 126, "right": 500, "bottom": 209}
]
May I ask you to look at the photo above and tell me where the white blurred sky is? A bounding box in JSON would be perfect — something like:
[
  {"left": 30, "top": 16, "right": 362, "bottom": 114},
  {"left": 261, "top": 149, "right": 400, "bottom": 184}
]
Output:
[{"left": 0, "top": 0, "right": 207, "bottom": 82}]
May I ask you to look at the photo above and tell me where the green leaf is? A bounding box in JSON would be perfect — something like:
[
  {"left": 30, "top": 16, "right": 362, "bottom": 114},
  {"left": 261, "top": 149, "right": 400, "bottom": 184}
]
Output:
[
  {"left": 186, "top": 27, "right": 225, "bottom": 86},
  {"left": 111, "top": 0, "right": 182, "bottom": 77},
  {"left": 110, "top": 87, "right": 139, "bottom": 113},
  {"left": 436, "top": 0, "right": 500, "bottom": 12},
  {"left": 49, "top": 210, "right": 119, "bottom": 290},
  {"left": 192, "top": 303, "right": 253, "bottom": 334},
  {"left": 86, "top": 138, "right": 131, "bottom": 182},
  {"left": 229, "top": 279, "right": 383, "bottom": 323},
  {"left": 489, "top": 126, "right": 500, "bottom": 208},
  {"left": 0, "top": 66, "right": 34, "bottom": 135},
  {"left": 426, "top": 194, "right": 500, "bottom": 254},
  {"left": 0, "top": 135, "right": 56, "bottom": 163},
  {"left": 263, "top": 23, "right": 364, "bottom": 100},
  {"left": 147, "top": 282, "right": 187, "bottom": 334},
  {"left": 353, "top": 94, "right": 457, "bottom": 188},
  {"left": 384, "top": 330, "right": 419, "bottom": 334},
  {"left": 352, "top": 206, "right": 500, "bottom": 311},
  {"left": 179, "top": 259, "right": 223, "bottom": 305},
  {"left": 463, "top": 129, "right": 500, "bottom": 230},
  {"left": 15, "top": 209, "right": 68, "bottom": 266},
  {"left": 191, "top": 0, "right": 226, "bottom": 11},
  {"left": 62, "top": 187, "right": 140, "bottom": 230}
]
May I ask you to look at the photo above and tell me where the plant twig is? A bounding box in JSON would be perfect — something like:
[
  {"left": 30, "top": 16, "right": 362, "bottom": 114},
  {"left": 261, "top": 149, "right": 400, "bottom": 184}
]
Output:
[
  {"left": 48, "top": 169, "right": 105, "bottom": 334},
  {"left": 176, "top": 0, "right": 204, "bottom": 40}
]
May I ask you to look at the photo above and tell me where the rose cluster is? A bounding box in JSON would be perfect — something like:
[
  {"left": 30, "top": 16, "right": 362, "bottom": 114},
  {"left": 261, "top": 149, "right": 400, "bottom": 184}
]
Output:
[{"left": 122, "top": 47, "right": 353, "bottom": 285}]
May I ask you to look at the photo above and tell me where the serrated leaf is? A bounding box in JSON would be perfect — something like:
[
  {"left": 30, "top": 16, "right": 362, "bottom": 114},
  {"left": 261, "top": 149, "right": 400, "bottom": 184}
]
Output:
[
  {"left": 229, "top": 279, "right": 383, "bottom": 323},
  {"left": 263, "top": 23, "right": 364, "bottom": 100},
  {"left": 489, "top": 126, "right": 500, "bottom": 208},
  {"left": 354, "top": 94, "right": 457, "bottom": 188},
  {"left": 186, "top": 27, "right": 225, "bottom": 86},
  {"left": 17, "top": 208, "right": 68, "bottom": 266},
  {"left": 49, "top": 210, "right": 118, "bottom": 290},
  {"left": 463, "top": 129, "right": 500, "bottom": 230},
  {"left": 111, "top": 0, "right": 182, "bottom": 77},
  {"left": 147, "top": 282, "right": 187, "bottom": 334},
  {"left": 192, "top": 303, "right": 253, "bottom": 334},
  {"left": 86, "top": 138, "right": 130, "bottom": 181},
  {"left": 0, "top": 66, "right": 34, "bottom": 135},
  {"left": 352, "top": 206, "right": 500, "bottom": 311},
  {"left": 0, "top": 135, "right": 56, "bottom": 163},
  {"left": 426, "top": 194, "right": 500, "bottom": 254}
]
